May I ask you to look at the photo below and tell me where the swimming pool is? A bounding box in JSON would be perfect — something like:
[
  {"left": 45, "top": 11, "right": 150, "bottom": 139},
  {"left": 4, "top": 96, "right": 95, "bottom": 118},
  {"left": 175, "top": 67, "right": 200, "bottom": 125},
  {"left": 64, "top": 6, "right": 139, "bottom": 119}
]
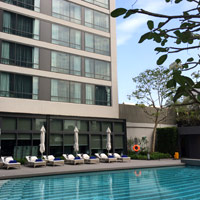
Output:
[{"left": 0, "top": 166, "right": 200, "bottom": 200}]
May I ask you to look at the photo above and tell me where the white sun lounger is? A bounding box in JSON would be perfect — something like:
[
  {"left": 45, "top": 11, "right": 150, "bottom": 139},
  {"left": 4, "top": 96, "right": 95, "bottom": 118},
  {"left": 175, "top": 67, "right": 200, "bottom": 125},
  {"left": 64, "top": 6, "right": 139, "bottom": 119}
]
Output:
[
  {"left": 63, "top": 154, "right": 84, "bottom": 165},
  {"left": 43, "top": 155, "right": 64, "bottom": 166},
  {"left": 1, "top": 156, "right": 21, "bottom": 170},
  {"left": 80, "top": 154, "right": 99, "bottom": 164},
  {"left": 113, "top": 153, "right": 131, "bottom": 162},
  {"left": 25, "top": 156, "right": 46, "bottom": 168},
  {"left": 95, "top": 153, "right": 117, "bottom": 163}
]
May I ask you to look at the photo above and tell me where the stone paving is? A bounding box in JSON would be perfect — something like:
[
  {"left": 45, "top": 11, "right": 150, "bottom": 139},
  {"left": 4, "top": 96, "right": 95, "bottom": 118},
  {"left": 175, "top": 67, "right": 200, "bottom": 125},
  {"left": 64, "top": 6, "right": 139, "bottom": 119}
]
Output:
[{"left": 0, "top": 159, "right": 184, "bottom": 180}]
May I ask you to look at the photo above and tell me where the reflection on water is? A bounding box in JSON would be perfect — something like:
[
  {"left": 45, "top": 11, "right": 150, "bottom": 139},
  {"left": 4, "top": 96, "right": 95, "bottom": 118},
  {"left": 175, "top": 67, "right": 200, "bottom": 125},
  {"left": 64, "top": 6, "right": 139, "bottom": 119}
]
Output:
[{"left": 0, "top": 166, "right": 200, "bottom": 200}]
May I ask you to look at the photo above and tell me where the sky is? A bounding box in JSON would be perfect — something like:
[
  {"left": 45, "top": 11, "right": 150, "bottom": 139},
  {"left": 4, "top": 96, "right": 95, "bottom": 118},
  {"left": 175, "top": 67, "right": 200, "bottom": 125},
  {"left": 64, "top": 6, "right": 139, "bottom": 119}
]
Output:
[{"left": 115, "top": 0, "right": 198, "bottom": 103}]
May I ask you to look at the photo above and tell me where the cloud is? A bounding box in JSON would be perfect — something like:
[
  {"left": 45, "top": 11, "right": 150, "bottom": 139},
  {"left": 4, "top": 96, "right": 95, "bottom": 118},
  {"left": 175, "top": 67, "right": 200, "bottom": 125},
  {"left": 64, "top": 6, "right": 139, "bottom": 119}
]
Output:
[{"left": 116, "top": 0, "right": 171, "bottom": 46}]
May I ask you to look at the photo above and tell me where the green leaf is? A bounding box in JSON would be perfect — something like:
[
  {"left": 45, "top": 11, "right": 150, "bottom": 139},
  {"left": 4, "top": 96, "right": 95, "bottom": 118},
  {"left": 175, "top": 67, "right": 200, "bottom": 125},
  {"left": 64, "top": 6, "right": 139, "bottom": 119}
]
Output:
[
  {"left": 175, "top": 0, "right": 182, "bottom": 3},
  {"left": 175, "top": 59, "right": 181, "bottom": 64},
  {"left": 158, "top": 22, "right": 165, "bottom": 28},
  {"left": 161, "top": 39, "right": 167, "bottom": 46},
  {"left": 147, "top": 20, "right": 154, "bottom": 30},
  {"left": 111, "top": 8, "right": 127, "bottom": 18},
  {"left": 182, "top": 75, "right": 194, "bottom": 86},
  {"left": 174, "top": 30, "right": 181, "bottom": 37},
  {"left": 167, "top": 79, "right": 176, "bottom": 88},
  {"left": 153, "top": 33, "right": 161, "bottom": 43},
  {"left": 197, "top": 94, "right": 200, "bottom": 102},
  {"left": 194, "top": 82, "right": 200, "bottom": 88},
  {"left": 173, "top": 87, "right": 185, "bottom": 102},
  {"left": 165, "top": 0, "right": 171, "bottom": 2},
  {"left": 155, "top": 47, "right": 168, "bottom": 52},
  {"left": 124, "top": 9, "right": 138, "bottom": 18},
  {"left": 187, "top": 57, "right": 194, "bottom": 62},
  {"left": 138, "top": 32, "right": 151, "bottom": 43},
  {"left": 157, "top": 54, "right": 168, "bottom": 65}
]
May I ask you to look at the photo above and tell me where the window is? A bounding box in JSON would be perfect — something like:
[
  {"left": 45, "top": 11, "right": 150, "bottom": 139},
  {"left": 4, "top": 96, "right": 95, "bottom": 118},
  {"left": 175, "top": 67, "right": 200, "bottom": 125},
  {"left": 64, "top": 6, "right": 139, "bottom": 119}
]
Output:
[
  {"left": 83, "top": 0, "right": 109, "bottom": 9},
  {"left": 51, "top": 51, "right": 81, "bottom": 76},
  {"left": 52, "top": 24, "right": 81, "bottom": 50},
  {"left": 85, "top": 8, "right": 109, "bottom": 32},
  {"left": 64, "top": 120, "right": 76, "bottom": 131},
  {"left": 0, "top": 72, "right": 38, "bottom": 99},
  {"left": 85, "top": 58, "right": 110, "bottom": 80},
  {"left": 70, "top": 82, "right": 81, "bottom": 103},
  {"left": 52, "top": 0, "right": 81, "bottom": 24},
  {"left": 1, "top": 41, "right": 39, "bottom": 69},
  {"left": 3, "top": 11, "right": 39, "bottom": 40},
  {"left": 85, "top": 33, "right": 110, "bottom": 56},
  {"left": 2, "top": 0, "right": 40, "bottom": 12},
  {"left": 51, "top": 79, "right": 69, "bottom": 102},
  {"left": 95, "top": 86, "right": 111, "bottom": 106},
  {"left": 85, "top": 84, "right": 94, "bottom": 105}
]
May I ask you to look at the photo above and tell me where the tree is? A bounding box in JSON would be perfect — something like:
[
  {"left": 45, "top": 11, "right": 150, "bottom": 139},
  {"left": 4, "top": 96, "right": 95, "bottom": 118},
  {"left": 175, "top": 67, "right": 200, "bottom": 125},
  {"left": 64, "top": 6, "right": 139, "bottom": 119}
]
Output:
[
  {"left": 111, "top": 0, "right": 200, "bottom": 105},
  {"left": 129, "top": 66, "right": 172, "bottom": 152}
]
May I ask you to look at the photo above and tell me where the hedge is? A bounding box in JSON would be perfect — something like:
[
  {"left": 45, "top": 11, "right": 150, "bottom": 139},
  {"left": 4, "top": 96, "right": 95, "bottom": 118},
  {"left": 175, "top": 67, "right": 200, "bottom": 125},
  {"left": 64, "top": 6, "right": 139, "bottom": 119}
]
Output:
[{"left": 156, "top": 127, "right": 178, "bottom": 156}]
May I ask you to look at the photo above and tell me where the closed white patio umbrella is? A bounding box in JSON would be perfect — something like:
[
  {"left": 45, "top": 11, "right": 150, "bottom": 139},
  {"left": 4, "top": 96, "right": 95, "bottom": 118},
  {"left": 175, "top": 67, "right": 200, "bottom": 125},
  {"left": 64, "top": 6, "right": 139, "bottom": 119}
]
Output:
[
  {"left": 106, "top": 127, "right": 111, "bottom": 154},
  {"left": 40, "top": 125, "right": 45, "bottom": 158},
  {"left": 74, "top": 126, "right": 79, "bottom": 155}
]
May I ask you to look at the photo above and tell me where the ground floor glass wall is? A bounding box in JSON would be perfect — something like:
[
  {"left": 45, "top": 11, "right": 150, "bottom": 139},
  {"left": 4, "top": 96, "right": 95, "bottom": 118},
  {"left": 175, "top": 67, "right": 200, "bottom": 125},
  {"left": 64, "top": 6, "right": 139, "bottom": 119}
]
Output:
[{"left": 0, "top": 113, "right": 126, "bottom": 158}]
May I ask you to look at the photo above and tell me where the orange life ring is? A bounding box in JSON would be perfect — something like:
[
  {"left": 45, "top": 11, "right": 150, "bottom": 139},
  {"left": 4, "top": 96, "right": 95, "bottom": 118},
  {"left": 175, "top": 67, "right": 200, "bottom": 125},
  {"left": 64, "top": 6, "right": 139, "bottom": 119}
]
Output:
[
  {"left": 132, "top": 145, "right": 140, "bottom": 152},
  {"left": 134, "top": 170, "right": 141, "bottom": 177}
]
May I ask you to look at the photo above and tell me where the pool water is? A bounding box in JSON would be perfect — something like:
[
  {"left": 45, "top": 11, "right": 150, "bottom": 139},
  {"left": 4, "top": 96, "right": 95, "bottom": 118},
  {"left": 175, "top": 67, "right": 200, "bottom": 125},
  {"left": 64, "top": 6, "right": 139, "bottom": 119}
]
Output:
[{"left": 0, "top": 166, "right": 200, "bottom": 200}]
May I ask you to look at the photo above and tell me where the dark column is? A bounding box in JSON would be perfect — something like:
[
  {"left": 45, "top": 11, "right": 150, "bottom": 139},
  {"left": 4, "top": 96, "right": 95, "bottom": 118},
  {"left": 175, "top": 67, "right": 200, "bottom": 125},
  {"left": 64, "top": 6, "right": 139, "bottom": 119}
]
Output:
[
  {"left": 40, "top": 48, "right": 51, "bottom": 71},
  {"left": 38, "top": 77, "right": 51, "bottom": 101}
]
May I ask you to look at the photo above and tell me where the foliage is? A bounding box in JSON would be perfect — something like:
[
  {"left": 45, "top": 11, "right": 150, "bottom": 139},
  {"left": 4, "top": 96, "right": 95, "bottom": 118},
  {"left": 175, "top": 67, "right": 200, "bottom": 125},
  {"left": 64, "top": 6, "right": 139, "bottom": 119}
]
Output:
[
  {"left": 127, "top": 137, "right": 149, "bottom": 152},
  {"left": 128, "top": 66, "right": 173, "bottom": 152},
  {"left": 15, "top": 158, "right": 26, "bottom": 165},
  {"left": 111, "top": 0, "right": 200, "bottom": 105},
  {"left": 156, "top": 127, "right": 178, "bottom": 156},
  {"left": 128, "top": 151, "right": 171, "bottom": 160}
]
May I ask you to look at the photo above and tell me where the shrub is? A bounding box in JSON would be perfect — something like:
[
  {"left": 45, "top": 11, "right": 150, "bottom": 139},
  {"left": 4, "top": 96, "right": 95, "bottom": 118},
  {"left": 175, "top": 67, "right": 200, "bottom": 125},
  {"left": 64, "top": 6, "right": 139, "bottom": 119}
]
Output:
[{"left": 156, "top": 127, "right": 178, "bottom": 156}]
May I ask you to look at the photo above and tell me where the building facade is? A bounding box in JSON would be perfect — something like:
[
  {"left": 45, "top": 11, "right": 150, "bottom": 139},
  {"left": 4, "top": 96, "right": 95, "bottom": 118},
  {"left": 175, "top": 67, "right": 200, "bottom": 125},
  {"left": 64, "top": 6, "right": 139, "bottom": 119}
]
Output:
[{"left": 0, "top": 0, "right": 126, "bottom": 158}]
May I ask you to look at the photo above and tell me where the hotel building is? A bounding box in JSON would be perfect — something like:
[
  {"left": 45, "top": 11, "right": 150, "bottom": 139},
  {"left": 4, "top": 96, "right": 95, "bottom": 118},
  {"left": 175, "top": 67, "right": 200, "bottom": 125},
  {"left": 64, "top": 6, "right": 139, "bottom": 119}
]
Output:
[{"left": 0, "top": 0, "right": 126, "bottom": 158}]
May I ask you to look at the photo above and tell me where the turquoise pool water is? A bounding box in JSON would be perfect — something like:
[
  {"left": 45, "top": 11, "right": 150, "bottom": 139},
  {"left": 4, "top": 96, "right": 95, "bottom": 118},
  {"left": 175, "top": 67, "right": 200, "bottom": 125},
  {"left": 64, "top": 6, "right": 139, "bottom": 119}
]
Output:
[{"left": 0, "top": 166, "right": 200, "bottom": 199}]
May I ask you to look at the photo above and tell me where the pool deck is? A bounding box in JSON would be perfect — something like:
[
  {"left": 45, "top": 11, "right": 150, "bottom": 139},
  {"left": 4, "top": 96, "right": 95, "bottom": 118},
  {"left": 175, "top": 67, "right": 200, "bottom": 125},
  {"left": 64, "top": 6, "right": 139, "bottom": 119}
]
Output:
[{"left": 0, "top": 159, "right": 184, "bottom": 180}]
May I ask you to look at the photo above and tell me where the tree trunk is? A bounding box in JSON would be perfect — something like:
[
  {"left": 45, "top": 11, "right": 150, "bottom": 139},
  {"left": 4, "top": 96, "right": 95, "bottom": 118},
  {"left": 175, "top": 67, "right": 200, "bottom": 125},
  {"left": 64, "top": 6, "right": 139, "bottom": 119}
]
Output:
[{"left": 151, "top": 116, "right": 159, "bottom": 153}]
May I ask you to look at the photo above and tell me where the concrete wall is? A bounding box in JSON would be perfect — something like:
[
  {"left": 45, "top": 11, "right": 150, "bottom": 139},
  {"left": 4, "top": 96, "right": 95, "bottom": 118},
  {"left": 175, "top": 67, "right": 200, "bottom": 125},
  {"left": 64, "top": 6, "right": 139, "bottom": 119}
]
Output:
[{"left": 119, "top": 104, "right": 177, "bottom": 149}]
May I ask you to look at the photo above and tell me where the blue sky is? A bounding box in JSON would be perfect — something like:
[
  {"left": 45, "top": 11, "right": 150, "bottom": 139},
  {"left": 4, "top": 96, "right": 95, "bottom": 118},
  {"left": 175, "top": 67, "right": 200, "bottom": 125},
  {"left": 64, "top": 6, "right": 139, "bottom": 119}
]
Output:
[{"left": 115, "top": 0, "right": 197, "bottom": 103}]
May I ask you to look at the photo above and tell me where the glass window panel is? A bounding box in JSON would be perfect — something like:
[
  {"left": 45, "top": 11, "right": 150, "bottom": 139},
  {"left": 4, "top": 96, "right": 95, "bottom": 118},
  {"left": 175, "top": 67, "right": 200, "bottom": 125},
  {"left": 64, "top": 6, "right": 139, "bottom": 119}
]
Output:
[
  {"left": 70, "top": 3, "right": 81, "bottom": 24},
  {"left": 2, "top": 117, "right": 16, "bottom": 130},
  {"left": 95, "top": 86, "right": 111, "bottom": 106},
  {"left": 102, "top": 122, "right": 112, "bottom": 132},
  {"left": 70, "top": 82, "right": 81, "bottom": 103},
  {"left": 32, "top": 77, "right": 38, "bottom": 100},
  {"left": 79, "top": 135, "right": 88, "bottom": 145},
  {"left": 114, "top": 123, "right": 124, "bottom": 132},
  {"left": 0, "top": 72, "right": 10, "bottom": 97},
  {"left": 51, "top": 51, "right": 70, "bottom": 74},
  {"left": 51, "top": 79, "right": 69, "bottom": 102},
  {"left": 70, "top": 55, "right": 81, "bottom": 76},
  {"left": 91, "top": 135, "right": 101, "bottom": 149},
  {"left": 52, "top": 0, "right": 69, "bottom": 21},
  {"left": 18, "top": 118, "right": 32, "bottom": 130},
  {"left": 33, "top": 133, "right": 40, "bottom": 139},
  {"left": 95, "top": 60, "right": 110, "bottom": 80},
  {"left": 64, "top": 134, "right": 74, "bottom": 145},
  {"left": 1, "top": 42, "right": 10, "bottom": 65},
  {"left": 115, "top": 135, "right": 124, "bottom": 149},
  {"left": 18, "top": 133, "right": 31, "bottom": 140},
  {"left": 1, "top": 133, "right": 16, "bottom": 140},
  {"left": 33, "top": 48, "right": 39, "bottom": 69},
  {"left": 85, "top": 84, "right": 94, "bottom": 105},
  {"left": 34, "top": 119, "right": 46, "bottom": 131},
  {"left": 94, "top": 11, "right": 109, "bottom": 32},
  {"left": 50, "top": 134, "right": 62, "bottom": 146},
  {"left": 85, "top": 8, "right": 93, "bottom": 28},
  {"left": 33, "top": 19, "right": 39, "bottom": 40},
  {"left": 85, "top": 58, "right": 94, "bottom": 78},
  {"left": 83, "top": 0, "right": 109, "bottom": 9},
  {"left": 50, "top": 119, "right": 62, "bottom": 132},
  {"left": 64, "top": 120, "right": 76, "bottom": 131},
  {"left": 90, "top": 121, "right": 100, "bottom": 132},
  {"left": 95, "top": 35, "right": 110, "bottom": 56},
  {"left": 102, "top": 135, "right": 107, "bottom": 149},
  {"left": 52, "top": 24, "right": 69, "bottom": 47},
  {"left": 77, "top": 121, "right": 88, "bottom": 131},
  {"left": 3, "top": 11, "right": 12, "bottom": 34},
  {"left": 70, "top": 29, "right": 81, "bottom": 49},
  {"left": 85, "top": 33, "right": 94, "bottom": 52}
]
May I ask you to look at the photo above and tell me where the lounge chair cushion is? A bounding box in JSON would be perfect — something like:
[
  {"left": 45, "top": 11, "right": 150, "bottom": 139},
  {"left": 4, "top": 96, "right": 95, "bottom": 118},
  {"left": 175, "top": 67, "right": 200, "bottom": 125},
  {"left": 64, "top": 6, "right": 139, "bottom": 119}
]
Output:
[
  {"left": 36, "top": 159, "right": 43, "bottom": 162},
  {"left": 77, "top": 154, "right": 82, "bottom": 158},
  {"left": 108, "top": 155, "right": 114, "bottom": 158},
  {"left": 9, "top": 160, "right": 17, "bottom": 163},
  {"left": 122, "top": 155, "right": 128, "bottom": 157},
  {"left": 68, "top": 154, "right": 75, "bottom": 160},
  {"left": 30, "top": 156, "right": 38, "bottom": 162},
  {"left": 75, "top": 157, "right": 80, "bottom": 160},
  {"left": 54, "top": 158, "right": 61, "bottom": 161},
  {"left": 100, "top": 153, "right": 108, "bottom": 159},
  {"left": 90, "top": 156, "right": 96, "bottom": 159},
  {"left": 83, "top": 154, "right": 90, "bottom": 160},
  {"left": 4, "top": 157, "right": 14, "bottom": 164},
  {"left": 48, "top": 155, "right": 55, "bottom": 161},
  {"left": 114, "top": 153, "right": 121, "bottom": 158}
]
